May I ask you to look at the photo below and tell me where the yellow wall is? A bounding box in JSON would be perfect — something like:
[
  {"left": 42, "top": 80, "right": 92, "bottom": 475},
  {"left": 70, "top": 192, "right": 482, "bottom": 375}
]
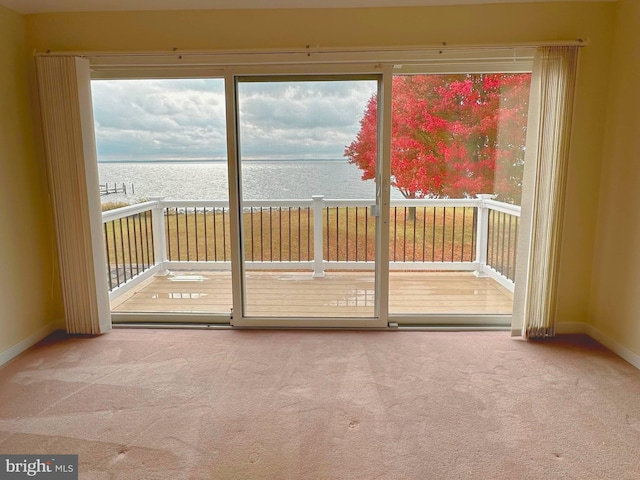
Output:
[
  {"left": 590, "top": 0, "right": 640, "bottom": 353},
  {"left": 26, "top": 3, "right": 611, "bottom": 52},
  {"left": 0, "top": 6, "right": 62, "bottom": 354}
]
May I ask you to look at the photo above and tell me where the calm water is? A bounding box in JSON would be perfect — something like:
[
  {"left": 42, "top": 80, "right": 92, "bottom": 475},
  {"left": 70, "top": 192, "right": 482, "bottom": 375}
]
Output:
[{"left": 98, "top": 160, "right": 402, "bottom": 202}]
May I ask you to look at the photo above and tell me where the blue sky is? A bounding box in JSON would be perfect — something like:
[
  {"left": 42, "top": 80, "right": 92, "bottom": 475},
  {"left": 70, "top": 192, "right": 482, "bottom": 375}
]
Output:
[{"left": 90, "top": 78, "right": 377, "bottom": 162}]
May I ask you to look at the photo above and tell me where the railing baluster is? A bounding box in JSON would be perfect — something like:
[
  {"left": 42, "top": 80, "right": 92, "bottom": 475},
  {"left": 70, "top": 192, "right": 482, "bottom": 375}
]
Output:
[
  {"left": 422, "top": 207, "right": 427, "bottom": 262},
  {"left": 194, "top": 208, "right": 199, "bottom": 262},
  {"left": 104, "top": 223, "right": 113, "bottom": 291},
  {"left": 185, "top": 207, "right": 190, "bottom": 261},
  {"left": 136, "top": 215, "right": 142, "bottom": 274},
  {"left": 487, "top": 210, "right": 495, "bottom": 265},
  {"left": 491, "top": 211, "right": 496, "bottom": 269},
  {"left": 431, "top": 207, "right": 436, "bottom": 262},
  {"left": 212, "top": 208, "right": 218, "bottom": 261},
  {"left": 143, "top": 211, "right": 149, "bottom": 267},
  {"left": 365, "top": 207, "right": 369, "bottom": 261},
  {"left": 140, "top": 212, "right": 146, "bottom": 269},
  {"left": 513, "top": 218, "right": 519, "bottom": 281},
  {"left": 269, "top": 207, "right": 273, "bottom": 261},
  {"left": 148, "top": 211, "right": 155, "bottom": 265},
  {"left": 259, "top": 208, "right": 264, "bottom": 261},
  {"left": 412, "top": 207, "right": 417, "bottom": 262},
  {"left": 174, "top": 208, "right": 180, "bottom": 261},
  {"left": 164, "top": 209, "right": 171, "bottom": 261},
  {"left": 451, "top": 207, "right": 456, "bottom": 262},
  {"left": 403, "top": 207, "right": 407, "bottom": 262},
  {"left": 495, "top": 212, "right": 500, "bottom": 270},
  {"left": 323, "top": 207, "right": 327, "bottom": 260},
  {"left": 203, "top": 207, "right": 209, "bottom": 262},
  {"left": 222, "top": 208, "right": 227, "bottom": 262},
  {"left": 492, "top": 211, "right": 498, "bottom": 269},
  {"left": 134, "top": 214, "right": 141, "bottom": 275},
  {"left": 471, "top": 206, "right": 476, "bottom": 261},
  {"left": 393, "top": 207, "right": 397, "bottom": 262},
  {"left": 335, "top": 207, "right": 339, "bottom": 261},
  {"left": 346, "top": 207, "right": 349, "bottom": 261},
  {"left": 441, "top": 208, "right": 446, "bottom": 262},
  {"left": 307, "top": 207, "right": 311, "bottom": 262},
  {"left": 297, "top": 208, "right": 302, "bottom": 261},
  {"left": 150, "top": 206, "right": 160, "bottom": 265},
  {"left": 288, "top": 208, "right": 292, "bottom": 262},
  {"left": 461, "top": 207, "right": 466, "bottom": 262},
  {"left": 506, "top": 214, "right": 513, "bottom": 281},
  {"left": 138, "top": 212, "right": 148, "bottom": 272},
  {"left": 279, "top": 207, "right": 283, "bottom": 262},
  {"left": 119, "top": 218, "right": 127, "bottom": 283},
  {"left": 126, "top": 216, "right": 134, "bottom": 277},
  {"left": 354, "top": 207, "right": 358, "bottom": 261},
  {"left": 111, "top": 220, "right": 120, "bottom": 287},
  {"left": 500, "top": 212, "right": 506, "bottom": 273}
]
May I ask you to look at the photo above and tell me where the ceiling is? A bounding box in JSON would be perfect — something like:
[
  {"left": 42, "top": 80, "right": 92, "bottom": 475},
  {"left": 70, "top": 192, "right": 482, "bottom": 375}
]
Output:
[{"left": 0, "top": 0, "right": 615, "bottom": 15}]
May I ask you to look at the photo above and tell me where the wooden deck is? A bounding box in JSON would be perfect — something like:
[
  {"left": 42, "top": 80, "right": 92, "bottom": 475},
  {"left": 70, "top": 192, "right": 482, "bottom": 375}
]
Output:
[{"left": 111, "top": 271, "right": 513, "bottom": 317}]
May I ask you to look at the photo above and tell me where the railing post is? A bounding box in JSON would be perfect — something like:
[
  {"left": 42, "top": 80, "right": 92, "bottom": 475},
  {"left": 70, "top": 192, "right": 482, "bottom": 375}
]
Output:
[
  {"left": 474, "top": 194, "right": 494, "bottom": 278},
  {"left": 150, "top": 196, "right": 168, "bottom": 274},
  {"left": 312, "top": 195, "right": 325, "bottom": 278}
]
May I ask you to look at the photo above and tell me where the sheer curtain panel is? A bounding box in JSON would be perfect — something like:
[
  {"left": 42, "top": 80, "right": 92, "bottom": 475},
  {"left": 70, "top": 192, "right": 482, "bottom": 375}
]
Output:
[{"left": 35, "top": 56, "right": 111, "bottom": 334}]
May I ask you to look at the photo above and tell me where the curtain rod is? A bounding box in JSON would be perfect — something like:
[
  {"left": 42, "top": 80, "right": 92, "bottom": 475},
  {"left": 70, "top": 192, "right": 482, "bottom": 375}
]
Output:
[{"left": 34, "top": 39, "right": 588, "bottom": 58}]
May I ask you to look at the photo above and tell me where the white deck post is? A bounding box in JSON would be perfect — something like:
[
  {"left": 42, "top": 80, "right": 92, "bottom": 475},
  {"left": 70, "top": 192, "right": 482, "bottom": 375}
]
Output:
[
  {"left": 312, "top": 195, "right": 326, "bottom": 278},
  {"left": 474, "top": 194, "right": 494, "bottom": 278},
  {"left": 150, "top": 197, "right": 168, "bottom": 274}
]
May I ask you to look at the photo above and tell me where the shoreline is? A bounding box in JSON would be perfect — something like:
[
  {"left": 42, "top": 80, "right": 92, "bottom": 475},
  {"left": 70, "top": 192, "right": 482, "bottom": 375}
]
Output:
[{"left": 98, "top": 158, "right": 348, "bottom": 164}]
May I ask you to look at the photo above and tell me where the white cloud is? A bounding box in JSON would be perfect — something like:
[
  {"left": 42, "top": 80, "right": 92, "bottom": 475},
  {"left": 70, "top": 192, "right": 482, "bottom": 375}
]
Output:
[{"left": 91, "top": 78, "right": 376, "bottom": 162}]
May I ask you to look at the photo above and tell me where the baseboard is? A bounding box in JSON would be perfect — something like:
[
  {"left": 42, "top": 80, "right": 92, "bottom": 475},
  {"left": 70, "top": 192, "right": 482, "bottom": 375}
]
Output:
[
  {"left": 585, "top": 324, "right": 640, "bottom": 371},
  {"left": 0, "top": 322, "right": 57, "bottom": 367},
  {"left": 521, "top": 321, "right": 640, "bottom": 371}
]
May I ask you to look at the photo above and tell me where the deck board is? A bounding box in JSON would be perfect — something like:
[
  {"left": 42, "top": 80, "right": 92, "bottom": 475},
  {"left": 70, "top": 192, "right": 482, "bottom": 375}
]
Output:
[{"left": 112, "top": 271, "right": 513, "bottom": 317}]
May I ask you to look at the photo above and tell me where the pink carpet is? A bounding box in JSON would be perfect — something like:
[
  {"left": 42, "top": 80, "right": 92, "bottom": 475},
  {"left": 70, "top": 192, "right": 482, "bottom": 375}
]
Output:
[{"left": 1, "top": 329, "right": 640, "bottom": 479}]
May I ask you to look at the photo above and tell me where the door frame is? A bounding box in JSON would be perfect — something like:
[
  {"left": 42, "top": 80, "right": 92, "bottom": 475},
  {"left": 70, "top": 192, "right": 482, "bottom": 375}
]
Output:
[
  {"left": 82, "top": 45, "right": 550, "bottom": 329},
  {"left": 226, "top": 67, "right": 392, "bottom": 328}
]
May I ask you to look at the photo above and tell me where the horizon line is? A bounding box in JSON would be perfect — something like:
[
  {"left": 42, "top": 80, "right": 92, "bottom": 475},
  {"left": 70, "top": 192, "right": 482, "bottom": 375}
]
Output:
[{"left": 98, "top": 158, "right": 349, "bottom": 163}]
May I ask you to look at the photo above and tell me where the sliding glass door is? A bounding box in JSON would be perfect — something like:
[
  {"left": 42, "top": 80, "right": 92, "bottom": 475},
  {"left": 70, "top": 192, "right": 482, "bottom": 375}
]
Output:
[{"left": 89, "top": 50, "right": 539, "bottom": 328}]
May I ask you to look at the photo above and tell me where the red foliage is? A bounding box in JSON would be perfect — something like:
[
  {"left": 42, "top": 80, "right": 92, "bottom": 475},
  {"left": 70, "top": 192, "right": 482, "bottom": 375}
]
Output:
[{"left": 345, "top": 74, "right": 531, "bottom": 204}]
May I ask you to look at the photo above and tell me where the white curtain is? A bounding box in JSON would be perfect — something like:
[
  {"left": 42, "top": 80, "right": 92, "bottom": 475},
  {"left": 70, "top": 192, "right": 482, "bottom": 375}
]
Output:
[
  {"left": 517, "top": 46, "right": 580, "bottom": 339},
  {"left": 35, "top": 56, "right": 111, "bottom": 335}
]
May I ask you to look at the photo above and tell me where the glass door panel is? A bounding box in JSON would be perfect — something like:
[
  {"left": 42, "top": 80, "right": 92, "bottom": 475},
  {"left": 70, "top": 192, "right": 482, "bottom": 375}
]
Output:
[
  {"left": 92, "top": 78, "right": 233, "bottom": 319},
  {"left": 236, "top": 77, "right": 379, "bottom": 319},
  {"left": 383, "top": 73, "right": 532, "bottom": 318}
]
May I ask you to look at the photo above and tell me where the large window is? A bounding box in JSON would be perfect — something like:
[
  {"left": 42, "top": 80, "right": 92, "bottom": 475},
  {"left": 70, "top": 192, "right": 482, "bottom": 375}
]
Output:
[{"left": 79, "top": 48, "right": 548, "bottom": 328}]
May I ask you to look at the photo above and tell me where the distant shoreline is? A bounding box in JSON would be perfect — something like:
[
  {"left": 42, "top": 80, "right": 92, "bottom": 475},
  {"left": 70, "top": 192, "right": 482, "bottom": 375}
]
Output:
[{"left": 98, "top": 158, "right": 347, "bottom": 164}]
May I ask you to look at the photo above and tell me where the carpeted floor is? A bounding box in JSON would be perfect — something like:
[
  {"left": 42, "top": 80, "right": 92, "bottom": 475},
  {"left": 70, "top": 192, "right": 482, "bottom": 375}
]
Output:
[{"left": 1, "top": 329, "right": 640, "bottom": 479}]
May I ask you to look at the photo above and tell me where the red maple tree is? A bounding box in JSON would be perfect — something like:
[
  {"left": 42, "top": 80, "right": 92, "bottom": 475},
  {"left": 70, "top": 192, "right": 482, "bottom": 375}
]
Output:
[{"left": 345, "top": 74, "right": 531, "bottom": 204}]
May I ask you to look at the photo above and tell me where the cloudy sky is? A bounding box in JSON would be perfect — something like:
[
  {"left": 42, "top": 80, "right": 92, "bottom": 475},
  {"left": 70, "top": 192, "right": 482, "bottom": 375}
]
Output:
[{"left": 90, "top": 78, "right": 377, "bottom": 162}]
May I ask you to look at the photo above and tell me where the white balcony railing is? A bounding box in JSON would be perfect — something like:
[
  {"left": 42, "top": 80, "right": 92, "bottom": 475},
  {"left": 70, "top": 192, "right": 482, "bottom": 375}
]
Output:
[{"left": 101, "top": 195, "right": 520, "bottom": 301}]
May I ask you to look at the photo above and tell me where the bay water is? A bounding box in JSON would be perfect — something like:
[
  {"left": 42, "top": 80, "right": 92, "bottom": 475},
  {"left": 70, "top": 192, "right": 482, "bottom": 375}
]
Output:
[{"left": 98, "top": 159, "right": 403, "bottom": 203}]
